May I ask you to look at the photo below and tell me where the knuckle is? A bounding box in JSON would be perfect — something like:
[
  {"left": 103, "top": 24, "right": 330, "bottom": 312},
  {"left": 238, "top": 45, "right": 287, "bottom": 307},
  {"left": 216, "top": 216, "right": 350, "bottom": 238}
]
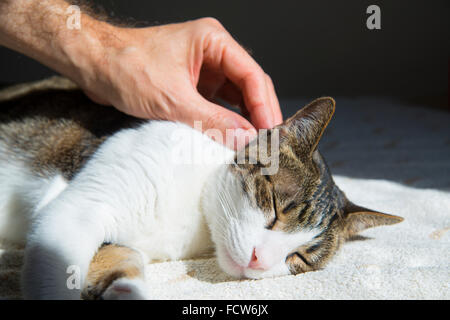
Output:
[
  {"left": 191, "top": 18, "right": 229, "bottom": 43},
  {"left": 265, "top": 73, "right": 273, "bottom": 85},
  {"left": 204, "top": 112, "right": 222, "bottom": 131},
  {"left": 199, "top": 17, "right": 224, "bottom": 30}
]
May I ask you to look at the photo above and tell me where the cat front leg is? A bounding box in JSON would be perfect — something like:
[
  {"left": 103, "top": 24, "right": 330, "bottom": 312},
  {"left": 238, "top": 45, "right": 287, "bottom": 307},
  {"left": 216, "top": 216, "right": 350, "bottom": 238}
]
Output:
[
  {"left": 82, "top": 244, "right": 149, "bottom": 300},
  {"left": 21, "top": 200, "right": 115, "bottom": 299}
]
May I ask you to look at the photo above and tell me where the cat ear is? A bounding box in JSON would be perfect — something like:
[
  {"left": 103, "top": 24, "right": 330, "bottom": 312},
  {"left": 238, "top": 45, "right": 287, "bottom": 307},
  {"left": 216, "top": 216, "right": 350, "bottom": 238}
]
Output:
[
  {"left": 340, "top": 202, "right": 404, "bottom": 239},
  {"left": 280, "top": 97, "right": 335, "bottom": 155}
]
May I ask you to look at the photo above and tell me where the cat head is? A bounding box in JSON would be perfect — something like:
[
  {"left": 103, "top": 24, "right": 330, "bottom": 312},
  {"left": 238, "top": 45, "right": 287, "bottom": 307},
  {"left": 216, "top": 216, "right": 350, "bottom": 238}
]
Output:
[{"left": 203, "top": 97, "right": 403, "bottom": 279}]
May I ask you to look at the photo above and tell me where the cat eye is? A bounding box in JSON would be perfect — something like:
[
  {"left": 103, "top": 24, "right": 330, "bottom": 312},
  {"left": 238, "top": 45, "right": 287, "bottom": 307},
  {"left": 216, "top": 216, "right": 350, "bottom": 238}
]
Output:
[
  {"left": 266, "top": 190, "right": 278, "bottom": 229},
  {"left": 282, "top": 201, "right": 297, "bottom": 214}
]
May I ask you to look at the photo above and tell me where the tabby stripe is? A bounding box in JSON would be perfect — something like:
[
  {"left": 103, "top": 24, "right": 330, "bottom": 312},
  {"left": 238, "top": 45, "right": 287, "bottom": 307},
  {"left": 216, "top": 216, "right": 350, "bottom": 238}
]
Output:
[
  {"left": 312, "top": 182, "right": 326, "bottom": 200},
  {"left": 312, "top": 173, "right": 331, "bottom": 199},
  {"left": 328, "top": 212, "right": 339, "bottom": 225},
  {"left": 306, "top": 241, "right": 322, "bottom": 254},
  {"left": 317, "top": 202, "right": 336, "bottom": 227},
  {"left": 292, "top": 252, "right": 312, "bottom": 267},
  {"left": 266, "top": 189, "right": 278, "bottom": 229},
  {"left": 306, "top": 202, "right": 318, "bottom": 226},
  {"left": 298, "top": 201, "right": 311, "bottom": 222}
]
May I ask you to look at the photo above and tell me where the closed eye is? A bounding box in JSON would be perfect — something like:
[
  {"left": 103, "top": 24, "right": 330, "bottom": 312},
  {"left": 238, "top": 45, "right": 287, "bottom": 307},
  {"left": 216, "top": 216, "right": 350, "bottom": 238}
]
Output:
[
  {"left": 282, "top": 201, "right": 297, "bottom": 214},
  {"left": 266, "top": 190, "right": 278, "bottom": 229}
]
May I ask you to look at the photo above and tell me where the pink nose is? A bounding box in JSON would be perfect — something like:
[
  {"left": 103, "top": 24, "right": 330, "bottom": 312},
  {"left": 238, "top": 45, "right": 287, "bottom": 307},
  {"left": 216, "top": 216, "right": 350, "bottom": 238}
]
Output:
[{"left": 248, "top": 247, "right": 269, "bottom": 270}]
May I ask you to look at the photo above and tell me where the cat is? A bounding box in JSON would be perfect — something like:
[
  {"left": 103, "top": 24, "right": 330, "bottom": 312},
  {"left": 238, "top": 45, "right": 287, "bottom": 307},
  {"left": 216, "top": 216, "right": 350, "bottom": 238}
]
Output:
[{"left": 0, "top": 77, "right": 403, "bottom": 299}]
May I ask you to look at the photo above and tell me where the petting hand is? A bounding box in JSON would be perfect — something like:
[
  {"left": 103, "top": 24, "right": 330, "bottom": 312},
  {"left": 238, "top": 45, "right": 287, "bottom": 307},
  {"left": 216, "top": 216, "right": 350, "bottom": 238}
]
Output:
[
  {"left": 0, "top": 0, "right": 282, "bottom": 149},
  {"left": 80, "top": 18, "right": 283, "bottom": 149}
]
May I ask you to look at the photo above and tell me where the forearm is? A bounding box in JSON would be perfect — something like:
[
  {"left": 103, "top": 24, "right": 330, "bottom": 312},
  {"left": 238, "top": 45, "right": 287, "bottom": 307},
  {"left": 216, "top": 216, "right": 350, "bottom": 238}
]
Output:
[{"left": 0, "top": 0, "right": 114, "bottom": 87}]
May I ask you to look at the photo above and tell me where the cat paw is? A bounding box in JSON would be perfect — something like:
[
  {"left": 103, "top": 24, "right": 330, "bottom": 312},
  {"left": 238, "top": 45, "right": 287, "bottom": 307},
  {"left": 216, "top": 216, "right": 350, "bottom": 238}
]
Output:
[{"left": 101, "top": 278, "right": 150, "bottom": 300}]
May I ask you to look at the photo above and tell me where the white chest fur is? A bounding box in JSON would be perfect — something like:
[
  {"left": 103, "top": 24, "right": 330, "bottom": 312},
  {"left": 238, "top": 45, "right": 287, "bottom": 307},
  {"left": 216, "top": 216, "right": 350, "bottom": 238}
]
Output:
[{"left": 73, "top": 121, "right": 235, "bottom": 262}]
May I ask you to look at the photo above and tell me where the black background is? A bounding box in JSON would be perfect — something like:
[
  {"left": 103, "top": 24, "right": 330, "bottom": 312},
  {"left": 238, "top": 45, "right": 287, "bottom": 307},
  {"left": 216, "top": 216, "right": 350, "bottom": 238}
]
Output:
[{"left": 0, "top": 0, "right": 448, "bottom": 107}]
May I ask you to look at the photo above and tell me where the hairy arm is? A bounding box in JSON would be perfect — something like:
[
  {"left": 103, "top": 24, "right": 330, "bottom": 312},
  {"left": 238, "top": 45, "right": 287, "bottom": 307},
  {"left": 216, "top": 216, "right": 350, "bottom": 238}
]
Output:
[
  {"left": 0, "top": 0, "right": 282, "bottom": 150},
  {"left": 0, "top": 0, "right": 109, "bottom": 88}
]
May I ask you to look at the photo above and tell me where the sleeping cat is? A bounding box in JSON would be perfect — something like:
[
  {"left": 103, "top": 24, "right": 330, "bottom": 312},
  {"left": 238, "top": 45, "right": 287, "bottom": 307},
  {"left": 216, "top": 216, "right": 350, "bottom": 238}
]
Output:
[{"left": 0, "top": 77, "right": 403, "bottom": 299}]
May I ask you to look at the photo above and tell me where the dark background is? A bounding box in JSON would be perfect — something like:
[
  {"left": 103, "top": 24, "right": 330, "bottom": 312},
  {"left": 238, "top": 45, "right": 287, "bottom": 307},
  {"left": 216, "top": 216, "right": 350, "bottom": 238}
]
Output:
[{"left": 0, "top": 0, "right": 448, "bottom": 108}]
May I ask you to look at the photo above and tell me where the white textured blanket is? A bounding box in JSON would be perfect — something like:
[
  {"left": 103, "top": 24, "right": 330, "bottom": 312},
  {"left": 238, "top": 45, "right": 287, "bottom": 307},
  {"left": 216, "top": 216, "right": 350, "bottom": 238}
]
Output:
[{"left": 1, "top": 97, "right": 449, "bottom": 299}]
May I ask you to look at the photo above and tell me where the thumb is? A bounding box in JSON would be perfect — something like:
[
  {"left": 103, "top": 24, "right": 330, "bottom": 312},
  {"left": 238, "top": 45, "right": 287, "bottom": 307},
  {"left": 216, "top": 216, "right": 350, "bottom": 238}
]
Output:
[{"left": 180, "top": 92, "right": 258, "bottom": 150}]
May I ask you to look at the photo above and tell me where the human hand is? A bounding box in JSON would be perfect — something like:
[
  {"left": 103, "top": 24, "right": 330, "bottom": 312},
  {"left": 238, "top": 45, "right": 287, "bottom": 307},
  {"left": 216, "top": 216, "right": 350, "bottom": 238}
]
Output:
[
  {"left": 0, "top": 0, "right": 282, "bottom": 150},
  {"left": 75, "top": 18, "right": 283, "bottom": 149}
]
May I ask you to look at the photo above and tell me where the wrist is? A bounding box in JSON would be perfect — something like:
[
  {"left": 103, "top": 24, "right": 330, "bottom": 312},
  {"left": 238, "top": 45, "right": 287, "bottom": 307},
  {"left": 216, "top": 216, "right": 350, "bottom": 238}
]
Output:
[
  {"left": 57, "top": 15, "right": 115, "bottom": 89},
  {"left": 0, "top": 0, "right": 115, "bottom": 91}
]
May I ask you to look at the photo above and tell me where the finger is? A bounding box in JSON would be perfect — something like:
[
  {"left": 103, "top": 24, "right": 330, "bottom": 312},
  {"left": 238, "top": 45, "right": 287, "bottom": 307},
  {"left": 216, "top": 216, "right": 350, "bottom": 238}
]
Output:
[
  {"left": 179, "top": 91, "right": 257, "bottom": 150},
  {"left": 226, "top": 54, "right": 274, "bottom": 130},
  {"left": 203, "top": 35, "right": 275, "bottom": 129},
  {"left": 265, "top": 74, "right": 283, "bottom": 125},
  {"left": 262, "top": 73, "right": 275, "bottom": 129}
]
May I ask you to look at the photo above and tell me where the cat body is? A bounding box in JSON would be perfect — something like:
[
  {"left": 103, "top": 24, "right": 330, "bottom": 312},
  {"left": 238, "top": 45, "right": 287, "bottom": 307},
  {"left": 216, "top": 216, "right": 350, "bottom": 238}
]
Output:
[
  {"left": 0, "top": 85, "right": 229, "bottom": 298},
  {"left": 0, "top": 78, "right": 403, "bottom": 299},
  {"left": 1, "top": 120, "right": 222, "bottom": 253}
]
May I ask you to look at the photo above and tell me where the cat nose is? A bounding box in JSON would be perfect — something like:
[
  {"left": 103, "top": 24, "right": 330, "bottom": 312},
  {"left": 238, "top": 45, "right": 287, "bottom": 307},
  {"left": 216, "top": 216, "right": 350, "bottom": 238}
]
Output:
[{"left": 248, "top": 247, "right": 269, "bottom": 270}]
